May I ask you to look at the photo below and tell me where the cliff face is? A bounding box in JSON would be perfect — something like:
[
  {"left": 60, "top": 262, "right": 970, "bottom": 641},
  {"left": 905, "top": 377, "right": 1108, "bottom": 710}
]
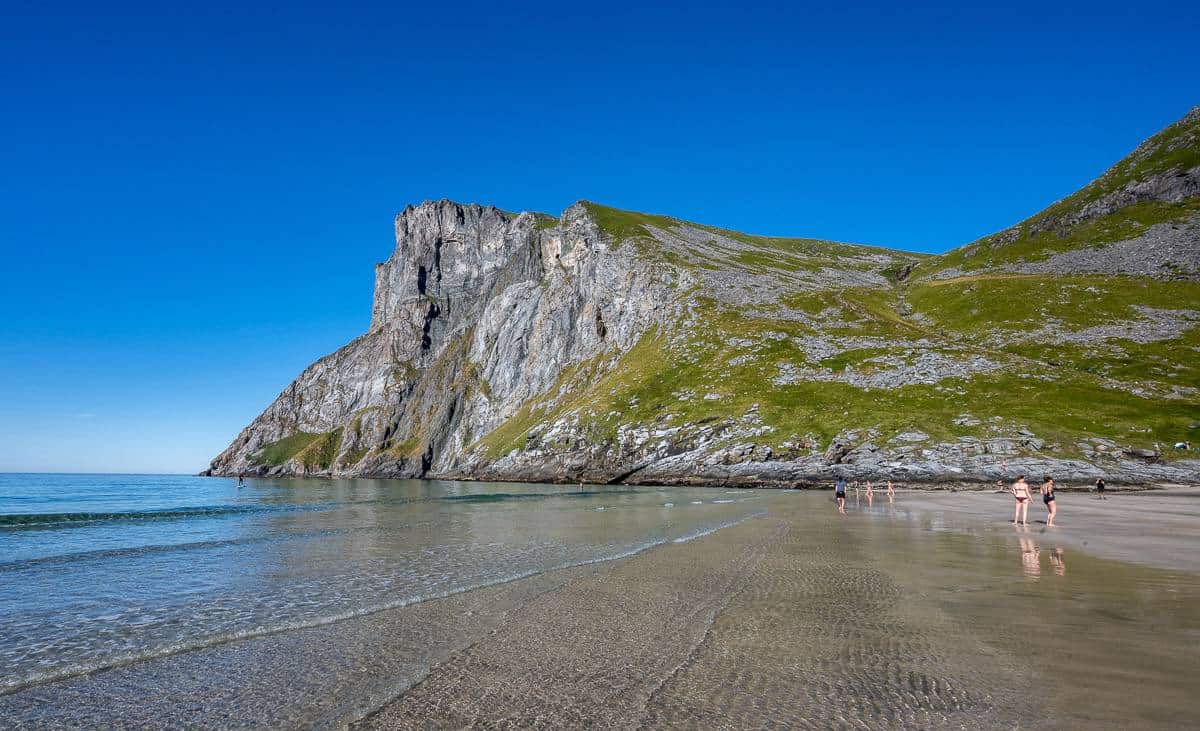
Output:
[
  {"left": 207, "top": 201, "right": 681, "bottom": 477},
  {"left": 208, "top": 107, "right": 1200, "bottom": 485}
]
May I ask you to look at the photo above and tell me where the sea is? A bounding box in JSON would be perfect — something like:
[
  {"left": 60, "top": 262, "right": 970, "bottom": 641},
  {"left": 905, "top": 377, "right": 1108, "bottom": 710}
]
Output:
[{"left": 0, "top": 473, "right": 765, "bottom": 696}]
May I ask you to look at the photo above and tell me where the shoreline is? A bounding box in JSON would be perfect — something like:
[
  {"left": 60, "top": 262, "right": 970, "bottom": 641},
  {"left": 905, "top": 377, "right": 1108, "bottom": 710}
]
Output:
[
  {"left": 204, "top": 468, "right": 1200, "bottom": 492},
  {"left": 2, "top": 489, "right": 1197, "bottom": 727}
]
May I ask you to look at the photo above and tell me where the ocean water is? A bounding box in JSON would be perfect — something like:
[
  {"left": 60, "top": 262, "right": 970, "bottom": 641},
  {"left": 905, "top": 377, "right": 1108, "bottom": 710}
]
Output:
[{"left": 0, "top": 473, "right": 766, "bottom": 695}]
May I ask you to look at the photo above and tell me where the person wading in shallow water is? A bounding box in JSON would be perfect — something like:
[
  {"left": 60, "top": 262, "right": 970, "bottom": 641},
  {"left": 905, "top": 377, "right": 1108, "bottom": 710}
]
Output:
[
  {"left": 1011, "top": 474, "right": 1031, "bottom": 525},
  {"left": 1095, "top": 477, "right": 1107, "bottom": 499},
  {"left": 834, "top": 477, "right": 847, "bottom": 514},
  {"left": 865, "top": 480, "right": 874, "bottom": 507},
  {"left": 886, "top": 480, "right": 895, "bottom": 502},
  {"left": 1040, "top": 475, "right": 1058, "bottom": 527}
]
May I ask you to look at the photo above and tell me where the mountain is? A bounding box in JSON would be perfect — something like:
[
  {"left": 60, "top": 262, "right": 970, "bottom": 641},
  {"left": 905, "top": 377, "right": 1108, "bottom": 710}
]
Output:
[{"left": 206, "top": 107, "right": 1200, "bottom": 485}]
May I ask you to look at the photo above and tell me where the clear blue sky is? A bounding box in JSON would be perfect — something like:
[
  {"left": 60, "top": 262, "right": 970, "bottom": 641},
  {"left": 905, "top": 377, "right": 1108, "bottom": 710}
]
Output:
[{"left": 1, "top": 1, "right": 1197, "bottom": 473}]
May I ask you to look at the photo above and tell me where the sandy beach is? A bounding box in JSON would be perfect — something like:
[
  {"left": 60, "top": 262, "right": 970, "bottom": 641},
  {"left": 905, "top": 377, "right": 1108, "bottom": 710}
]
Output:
[{"left": 2, "top": 487, "right": 1198, "bottom": 729}]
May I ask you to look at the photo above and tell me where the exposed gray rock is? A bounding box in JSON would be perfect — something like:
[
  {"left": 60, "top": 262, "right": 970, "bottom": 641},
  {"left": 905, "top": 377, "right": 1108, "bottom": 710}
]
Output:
[
  {"left": 208, "top": 201, "right": 679, "bottom": 477},
  {"left": 989, "top": 306, "right": 1200, "bottom": 347},
  {"left": 773, "top": 351, "right": 1002, "bottom": 390},
  {"left": 995, "top": 213, "right": 1200, "bottom": 280}
]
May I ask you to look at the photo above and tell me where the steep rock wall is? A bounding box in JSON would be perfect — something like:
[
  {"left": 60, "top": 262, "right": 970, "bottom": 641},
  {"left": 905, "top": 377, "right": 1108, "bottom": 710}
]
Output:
[{"left": 206, "top": 201, "right": 680, "bottom": 476}]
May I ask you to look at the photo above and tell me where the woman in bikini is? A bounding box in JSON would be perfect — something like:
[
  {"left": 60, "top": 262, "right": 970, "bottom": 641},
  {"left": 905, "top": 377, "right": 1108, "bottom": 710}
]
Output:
[
  {"left": 1011, "top": 474, "right": 1031, "bottom": 525},
  {"left": 886, "top": 480, "right": 895, "bottom": 502},
  {"left": 1040, "top": 475, "right": 1057, "bottom": 527},
  {"left": 865, "top": 480, "right": 874, "bottom": 507}
]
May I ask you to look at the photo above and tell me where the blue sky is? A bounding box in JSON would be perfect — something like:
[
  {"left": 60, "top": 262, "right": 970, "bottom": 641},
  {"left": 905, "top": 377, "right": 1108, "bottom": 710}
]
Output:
[{"left": 1, "top": 1, "right": 1197, "bottom": 473}]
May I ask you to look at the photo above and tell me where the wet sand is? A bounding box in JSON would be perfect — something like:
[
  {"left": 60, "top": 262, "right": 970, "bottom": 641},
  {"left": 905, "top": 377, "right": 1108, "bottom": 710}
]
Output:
[
  {"left": 891, "top": 486, "right": 1200, "bottom": 572},
  {"left": 2, "top": 490, "right": 1198, "bottom": 728}
]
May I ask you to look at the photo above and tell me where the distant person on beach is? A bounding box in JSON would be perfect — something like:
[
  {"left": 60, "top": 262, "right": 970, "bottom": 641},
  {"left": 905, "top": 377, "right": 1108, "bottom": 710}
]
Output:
[
  {"left": 1011, "top": 475, "right": 1031, "bottom": 525},
  {"left": 835, "top": 478, "right": 847, "bottom": 514},
  {"left": 886, "top": 480, "right": 895, "bottom": 502},
  {"left": 1040, "top": 475, "right": 1057, "bottom": 527},
  {"left": 865, "top": 481, "right": 874, "bottom": 507},
  {"left": 1095, "top": 478, "right": 1107, "bottom": 499}
]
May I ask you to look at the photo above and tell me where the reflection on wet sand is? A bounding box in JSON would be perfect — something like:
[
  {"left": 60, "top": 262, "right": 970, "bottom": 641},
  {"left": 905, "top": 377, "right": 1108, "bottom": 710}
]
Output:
[
  {"left": 1019, "top": 532, "right": 1041, "bottom": 578},
  {"left": 1015, "top": 530, "right": 1066, "bottom": 579},
  {"left": 1049, "top": 546, "right": 1066, "bottom": 576}
]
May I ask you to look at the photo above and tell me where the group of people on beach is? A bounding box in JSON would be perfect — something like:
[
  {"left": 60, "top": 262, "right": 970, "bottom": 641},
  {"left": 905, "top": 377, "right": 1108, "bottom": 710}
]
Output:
[
  {"left": 832, "top": 478, "right": 894, "bottom": 514},
  {"left": 1006, "top": 474, "right": 1058, "bottom": 526},
  {"left": 831, "top": 473, "right": 1111, "bottom": 525},
  {"left": 1006, "top": 474, "right": 1109, "bottom": 527}
]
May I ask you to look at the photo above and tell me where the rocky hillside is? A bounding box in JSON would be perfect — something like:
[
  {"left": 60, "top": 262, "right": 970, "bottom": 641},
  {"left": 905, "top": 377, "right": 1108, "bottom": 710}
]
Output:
[{"left": 207, "top": 106, "right": 1200, "bottom": 485}]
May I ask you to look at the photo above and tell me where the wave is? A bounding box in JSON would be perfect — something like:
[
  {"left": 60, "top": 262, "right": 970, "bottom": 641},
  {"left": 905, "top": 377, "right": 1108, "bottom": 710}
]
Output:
[
  {"left": 0, "top": 502, "right": 331, "bottom": 529},
  {"left": 1, "top": 488, "right": 646, "bottom": 529},
  {"left": 0, "top": 520, "right": 444, "bottom": 573}
]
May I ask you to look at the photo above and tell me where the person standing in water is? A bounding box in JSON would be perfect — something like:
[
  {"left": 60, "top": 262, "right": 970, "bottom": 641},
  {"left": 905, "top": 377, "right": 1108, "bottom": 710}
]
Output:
[
  {"left": 834, "top": 477, "right": 847, "bottom": 514},
  {"left": 886, "top": 480, "right": 895, "bottom": 502},
  {"left": 1095, "top": 477, "right": 1107, "bottom": 499},
  {"left": 865, "top": 480, "right": 874, "bottom": 507},
  {"left": 1040, "top": 475, "right": 1057, "bottom": 527},
  {"left": 237, "top": 473, "right": 245, "bottom": 488},
  {"left": 1011, "top": 474, "right": 1031, "bottom": 525}
]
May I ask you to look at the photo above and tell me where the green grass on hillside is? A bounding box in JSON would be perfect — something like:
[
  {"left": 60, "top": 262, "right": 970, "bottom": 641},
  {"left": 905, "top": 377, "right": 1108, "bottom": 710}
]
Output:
[
  {"left": 294, "top": 429, "right": 343, "bottom": 470},
  {"left": 581, "top": 202, "right": 679, "bottom": 248},
  {"left": 532, "top": 212, "right": 559, "bottom": 230},
  {"left": 473, "top": 272, "right": 1199, "bottom": 465},
  {"left": 908, "top": 274, "right": 1200, "bottom": 335},
  {"left": 582, "top": 201, "right": 924, "bottom": 276},
  {"left": 256, "top": 429, "right": 345, "bottom": 469},
  {"left": 257, "top": 432, "right": 322, "bottom": 465},
  {"left": 692, "top": 222, "right": 926, "bottom": 266},
  {"left": 933, "top": 199, "right": 1200, "bottom": 274}
]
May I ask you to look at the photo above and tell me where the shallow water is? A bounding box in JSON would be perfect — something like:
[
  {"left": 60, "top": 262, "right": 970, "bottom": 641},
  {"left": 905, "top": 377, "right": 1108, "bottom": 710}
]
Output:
[
  {"left": 0, "top": 474, "right": 764, "bottom": 694},
  {"left": 1, "top": 478, "right": 1198, "bottom": 727}
]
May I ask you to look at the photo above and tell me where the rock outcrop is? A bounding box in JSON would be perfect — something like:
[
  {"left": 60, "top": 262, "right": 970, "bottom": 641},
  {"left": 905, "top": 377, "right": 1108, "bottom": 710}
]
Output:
[{"left": 208, "top": 201, "right": 681, "bottom": 477}]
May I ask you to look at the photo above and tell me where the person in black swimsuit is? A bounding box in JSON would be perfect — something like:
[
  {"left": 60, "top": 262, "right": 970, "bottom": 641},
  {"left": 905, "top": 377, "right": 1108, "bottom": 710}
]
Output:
[
  {"left": 1095, "top": 478, "right": 1107, "bottom": 499},
  {"left": 834, "top": 478, "right": 847, "bottom": 514},
  {"left": 1040, "top": 475, "right": 1057, "bottom": 527}
]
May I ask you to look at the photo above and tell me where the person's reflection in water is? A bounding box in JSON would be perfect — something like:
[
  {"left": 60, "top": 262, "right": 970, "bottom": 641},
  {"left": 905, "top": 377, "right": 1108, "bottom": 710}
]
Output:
[
  {"left": 1018, "top": 531, "right": 1041, "bottom": 579},
  {"left": 1049, "top": 547, "right": 1066, "bottom": 576}
]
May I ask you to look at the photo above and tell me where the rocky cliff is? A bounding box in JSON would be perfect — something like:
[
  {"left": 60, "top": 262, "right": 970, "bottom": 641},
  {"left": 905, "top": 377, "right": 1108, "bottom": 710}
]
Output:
[
  {"left": 208, "top": 201, "right": 683, "bottom": 478},
  {"left": 207, "top": 106, "right": 1200, "bottom": 485}
]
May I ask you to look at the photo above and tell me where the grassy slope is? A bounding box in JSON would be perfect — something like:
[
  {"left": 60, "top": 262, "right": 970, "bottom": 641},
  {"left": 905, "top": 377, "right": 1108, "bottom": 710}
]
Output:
[
  {"left": 924, "top": 107, "right": 1200, "bottom": 276},
  {"left": 579, "top": 201, "right": 927, "bottom": 275},
  {"left": 478, "top": 285, "right": 1198, "bottom": 463},
  {"left": 479, "top": 129, "right": 1200, "bottom": 463},
  {"left": 256, "top": 428, "right": 344, "bottom": 469}
]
